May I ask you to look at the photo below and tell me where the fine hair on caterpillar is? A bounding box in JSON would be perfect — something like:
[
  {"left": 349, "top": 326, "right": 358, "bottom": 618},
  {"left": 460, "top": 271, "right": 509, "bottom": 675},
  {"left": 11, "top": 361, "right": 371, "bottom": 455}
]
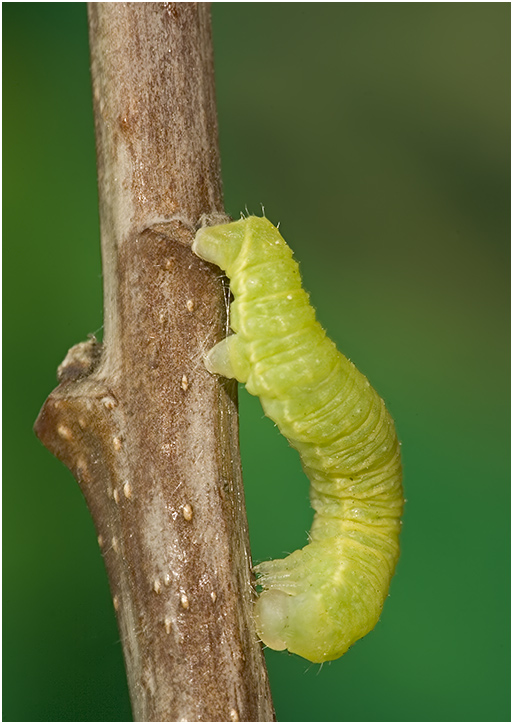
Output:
[{"left": 192, "top": 215, "right": 403, "bottom": 664}]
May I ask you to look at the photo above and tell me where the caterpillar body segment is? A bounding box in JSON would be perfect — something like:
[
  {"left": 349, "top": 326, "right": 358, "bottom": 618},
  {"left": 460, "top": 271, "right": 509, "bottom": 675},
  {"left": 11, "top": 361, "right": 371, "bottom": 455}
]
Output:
[{"left": 192, "top": 216, "right": 403, "bottom": 663}]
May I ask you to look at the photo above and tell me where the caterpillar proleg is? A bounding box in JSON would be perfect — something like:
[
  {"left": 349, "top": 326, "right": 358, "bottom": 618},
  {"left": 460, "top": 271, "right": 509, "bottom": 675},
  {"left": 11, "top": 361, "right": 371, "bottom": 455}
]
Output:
[{"left": 192, "top": 216, "right": 403, "bottom": 663}]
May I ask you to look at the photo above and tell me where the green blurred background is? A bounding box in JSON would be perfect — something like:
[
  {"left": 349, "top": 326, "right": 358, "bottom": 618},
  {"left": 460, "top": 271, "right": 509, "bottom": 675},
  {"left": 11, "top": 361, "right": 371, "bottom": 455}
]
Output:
[{"left": 4, "top": 3, "right": 510, "bottom": 722}]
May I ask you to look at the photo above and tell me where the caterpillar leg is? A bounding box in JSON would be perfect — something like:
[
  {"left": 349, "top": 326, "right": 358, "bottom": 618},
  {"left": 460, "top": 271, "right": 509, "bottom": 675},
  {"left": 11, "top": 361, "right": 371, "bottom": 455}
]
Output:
[
  {"left": 253, "top": 539, "right": 387, "bottom": 663},
  {"left": 254, "top": 590, "right": 291, "bottom": 652},
  {"left": 204, "top": 334, "right": 250, "bottom": 382}
]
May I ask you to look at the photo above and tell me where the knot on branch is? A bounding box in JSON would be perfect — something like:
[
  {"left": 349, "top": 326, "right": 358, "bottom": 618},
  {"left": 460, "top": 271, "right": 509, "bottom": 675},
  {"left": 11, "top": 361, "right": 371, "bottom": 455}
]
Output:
[
  {"left": 57, "top": 335, "right": 103, "bottom": 383},
  {"left": 34, "top": 337, "right": 123, "bottom": 502}
]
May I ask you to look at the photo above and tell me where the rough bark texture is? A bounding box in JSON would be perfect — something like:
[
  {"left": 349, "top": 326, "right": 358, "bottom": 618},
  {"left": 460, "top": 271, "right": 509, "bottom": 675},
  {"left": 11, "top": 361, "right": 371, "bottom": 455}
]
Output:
[{"left": 34, "top": 3, "right": 275, "bottom": 721}]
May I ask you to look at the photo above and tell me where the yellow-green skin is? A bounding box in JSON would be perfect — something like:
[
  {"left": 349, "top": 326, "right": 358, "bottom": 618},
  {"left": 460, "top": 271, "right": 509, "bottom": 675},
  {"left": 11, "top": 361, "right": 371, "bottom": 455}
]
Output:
[{"left": 193, "top": 216, "right": 403, "bottom": 663}]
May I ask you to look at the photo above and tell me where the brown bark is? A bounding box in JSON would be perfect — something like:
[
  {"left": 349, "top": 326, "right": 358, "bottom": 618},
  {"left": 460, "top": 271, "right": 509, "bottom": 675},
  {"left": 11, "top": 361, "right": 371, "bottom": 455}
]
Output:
[{"left": 34, "top": 3, "right": 275, "bottom": 721}]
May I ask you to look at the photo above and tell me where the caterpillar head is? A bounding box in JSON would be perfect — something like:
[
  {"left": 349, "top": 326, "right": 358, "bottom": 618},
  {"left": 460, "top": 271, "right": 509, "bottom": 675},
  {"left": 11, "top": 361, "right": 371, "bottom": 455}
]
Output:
[
  {"left": 192, "top": 218, "right": 248, "bottom": 272},
  {"left": 192, "top": 216, "right": 286, "bottom": 278}
]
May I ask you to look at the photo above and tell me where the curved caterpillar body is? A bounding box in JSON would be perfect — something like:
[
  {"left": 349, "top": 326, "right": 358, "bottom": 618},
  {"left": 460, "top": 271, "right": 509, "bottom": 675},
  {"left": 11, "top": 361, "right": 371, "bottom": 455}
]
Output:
[{"left": 192, "top": 216, "right": 403, "bottom": 663}]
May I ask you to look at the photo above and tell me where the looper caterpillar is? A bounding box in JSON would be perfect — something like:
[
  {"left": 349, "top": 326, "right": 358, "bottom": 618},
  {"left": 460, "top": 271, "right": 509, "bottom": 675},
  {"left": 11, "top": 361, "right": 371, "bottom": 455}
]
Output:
[{"left": 192, "top": 216, "right": 403, "bottom": 663}]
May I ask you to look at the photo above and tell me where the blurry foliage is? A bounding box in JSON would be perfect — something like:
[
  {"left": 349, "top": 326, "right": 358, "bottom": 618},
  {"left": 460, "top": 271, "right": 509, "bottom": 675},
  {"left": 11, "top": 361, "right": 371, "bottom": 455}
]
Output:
[{"left": 4, "top": 3, "right": 509, "bottom": 722}]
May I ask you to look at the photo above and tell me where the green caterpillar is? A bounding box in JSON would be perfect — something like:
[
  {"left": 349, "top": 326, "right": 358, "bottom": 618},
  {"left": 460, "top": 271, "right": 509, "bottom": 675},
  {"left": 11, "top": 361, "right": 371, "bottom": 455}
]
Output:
[{"left": 192, "top": 216, "right": 403, "bottom": 663}]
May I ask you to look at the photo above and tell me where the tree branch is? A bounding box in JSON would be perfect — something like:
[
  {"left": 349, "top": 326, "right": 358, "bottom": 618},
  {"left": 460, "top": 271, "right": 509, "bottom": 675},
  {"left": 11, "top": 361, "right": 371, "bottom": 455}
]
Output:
[{"left": 34, "top": 3, "right": 275, "bottom": 721}]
